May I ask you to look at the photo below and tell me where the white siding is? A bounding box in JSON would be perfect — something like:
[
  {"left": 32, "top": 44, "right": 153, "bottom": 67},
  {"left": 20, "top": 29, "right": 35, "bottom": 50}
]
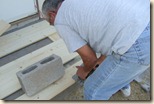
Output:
[{"left": 0, "top": 0, "right": 37, "bottom": 22}]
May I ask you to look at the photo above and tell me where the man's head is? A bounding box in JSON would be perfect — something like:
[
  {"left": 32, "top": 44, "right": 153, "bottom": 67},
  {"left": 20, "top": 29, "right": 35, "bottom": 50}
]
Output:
[{"left": 42, "top": 0, "right": 64, "bottom": 25}]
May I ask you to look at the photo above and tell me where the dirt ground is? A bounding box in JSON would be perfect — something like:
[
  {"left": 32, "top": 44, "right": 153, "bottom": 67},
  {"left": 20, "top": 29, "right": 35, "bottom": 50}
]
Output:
[
  {"left": 110, "top": 81, "right": 151, "bottom": 100},
  {"left": 57, "top": 81, "right": 151, "bottom": 100}
]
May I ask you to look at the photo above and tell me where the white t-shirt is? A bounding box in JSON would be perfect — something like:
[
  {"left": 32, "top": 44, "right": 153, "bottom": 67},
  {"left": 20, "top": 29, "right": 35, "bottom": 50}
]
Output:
[{"left": 54, "top": 0, "right": 150, "bottom": 55}]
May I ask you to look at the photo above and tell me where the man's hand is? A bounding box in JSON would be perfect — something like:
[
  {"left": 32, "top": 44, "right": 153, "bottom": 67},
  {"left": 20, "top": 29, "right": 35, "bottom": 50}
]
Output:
[
  {"left": 93, "top": 55, "right": 106, "bottom": 70},
  {"left": 76, "top": 55, "right": 106, "bottom": 80},
  {"left": 76, "top": 66, "right": 89, "bottom": 80},
  {"left": 76, "top": 44, "right": 106, "bottom": 80}
]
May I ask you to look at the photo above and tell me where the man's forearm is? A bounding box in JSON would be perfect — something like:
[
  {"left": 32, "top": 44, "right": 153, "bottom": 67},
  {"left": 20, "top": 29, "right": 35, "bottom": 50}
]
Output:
[
  {"left": 81, "top": 55, "right": 97, "bottom": 72},
  {"left": 76, "top": 44, "right": 106, "bottom": 79},
  {"left": 76, "top": 44, "right": 97, "bottom": 72}
]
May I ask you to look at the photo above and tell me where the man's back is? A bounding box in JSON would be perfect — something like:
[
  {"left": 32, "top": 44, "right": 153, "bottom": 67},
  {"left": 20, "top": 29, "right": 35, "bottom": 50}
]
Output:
[{"left": 55, "top": 0, "right": 150, "bottom": 55}]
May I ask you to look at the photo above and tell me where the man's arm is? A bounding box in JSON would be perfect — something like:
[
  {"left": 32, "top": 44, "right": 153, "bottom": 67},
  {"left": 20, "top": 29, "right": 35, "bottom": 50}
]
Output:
[
  {"left": 76, "top": 44, "right": 106, "bottom": 79},
  {"left": 76, "top": 44, "right": 97, "bottom": 79}
]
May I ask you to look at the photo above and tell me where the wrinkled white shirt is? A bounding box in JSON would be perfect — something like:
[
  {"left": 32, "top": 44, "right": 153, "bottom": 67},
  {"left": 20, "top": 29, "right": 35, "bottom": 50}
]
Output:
[{"left": 54, "top": 0, "right": 150, "bottom": 55}]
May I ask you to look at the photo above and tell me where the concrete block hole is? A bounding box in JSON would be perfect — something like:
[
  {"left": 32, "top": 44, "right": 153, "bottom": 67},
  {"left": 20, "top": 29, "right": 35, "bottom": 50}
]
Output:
[
  {"left": 40, "top": 56, "right": 54, "bottom": 64},
  {"left": 22, "top": 65, "right": 37, "bottom": 74}
]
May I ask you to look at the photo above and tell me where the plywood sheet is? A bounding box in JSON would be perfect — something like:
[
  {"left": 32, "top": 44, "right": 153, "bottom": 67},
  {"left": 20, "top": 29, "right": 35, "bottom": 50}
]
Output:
[
  {"left": 0, "top": 39, "right": 78, "bottom": 99},
  {"left": 0, "top": 21, "right": 56, "bottom": 58}
]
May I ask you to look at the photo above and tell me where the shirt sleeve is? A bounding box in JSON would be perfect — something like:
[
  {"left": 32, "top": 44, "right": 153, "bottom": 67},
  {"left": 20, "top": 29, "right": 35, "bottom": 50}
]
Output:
[{"left": 55, "top": 25, "right": 87, "bottom": 53}]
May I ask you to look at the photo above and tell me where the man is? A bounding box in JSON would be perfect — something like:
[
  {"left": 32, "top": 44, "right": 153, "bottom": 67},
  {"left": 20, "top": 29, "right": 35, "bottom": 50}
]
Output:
[{"left": 42, "top": 0, "right": 150, "bottom": 100}]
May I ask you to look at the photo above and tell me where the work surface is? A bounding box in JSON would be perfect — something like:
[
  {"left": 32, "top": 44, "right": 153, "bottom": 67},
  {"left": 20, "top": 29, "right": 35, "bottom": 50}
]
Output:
[{"left": 0, "top": 20, "right": 82, "bottom": 100}]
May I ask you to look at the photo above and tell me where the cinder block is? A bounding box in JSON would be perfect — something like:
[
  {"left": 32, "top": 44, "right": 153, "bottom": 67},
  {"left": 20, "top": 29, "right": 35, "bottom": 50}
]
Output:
[{"left": 16, "top": 54, "right": 65, "bottom": 96}]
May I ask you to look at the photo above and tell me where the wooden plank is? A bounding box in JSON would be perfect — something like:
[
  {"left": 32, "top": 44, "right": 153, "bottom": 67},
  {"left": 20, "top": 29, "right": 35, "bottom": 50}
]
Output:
[
  {"left": 0, "top": 39, "right": 78, "bottom": 99},
  {"left": 16, "top": 60, "right": 82, "bottom": 100},
  {"left": 48, "top": 33, "right": 60, "bottom": 41},
  {"left": 0, "top": 21, "right": 50, "bottom": 44},
  {"left": 0, "top": 20, "right": 11, "bottom": 36},
  {"left": 0, "top": 21, "right": 56, "bottom": 58}
]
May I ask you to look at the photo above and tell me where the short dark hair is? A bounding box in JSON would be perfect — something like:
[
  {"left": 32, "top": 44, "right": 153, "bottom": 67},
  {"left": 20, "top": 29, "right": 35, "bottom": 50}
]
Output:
[{"left": 42, "top": 0, "right": 64, "bottom": 17}]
